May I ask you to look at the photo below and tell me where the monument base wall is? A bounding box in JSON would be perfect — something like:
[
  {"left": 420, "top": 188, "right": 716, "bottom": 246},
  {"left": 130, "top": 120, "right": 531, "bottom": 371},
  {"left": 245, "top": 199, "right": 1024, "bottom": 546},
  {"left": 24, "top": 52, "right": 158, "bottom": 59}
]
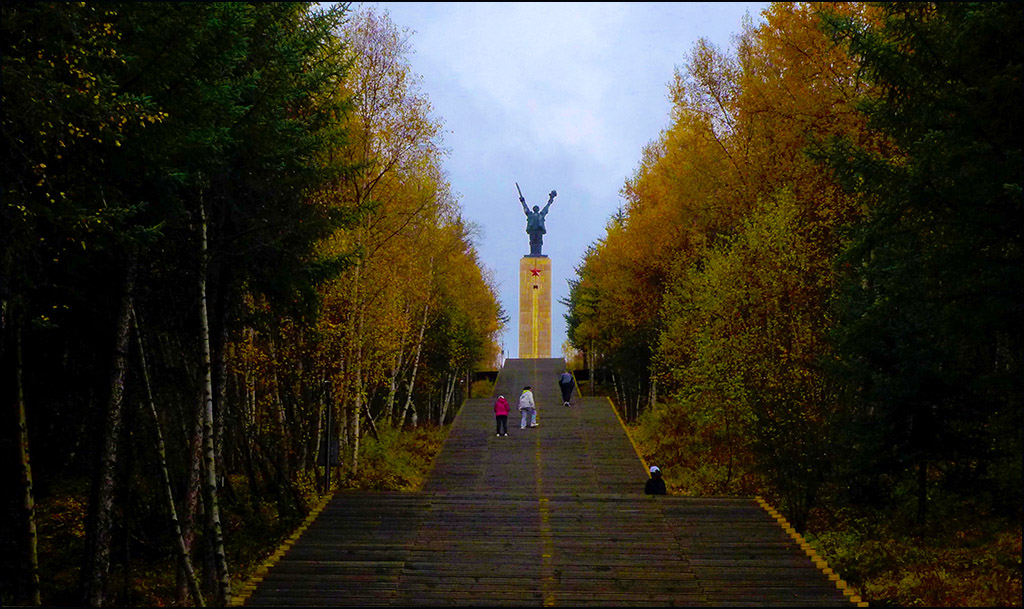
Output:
[{"left": 518, "top": 256, "right": 551, "bottom": 358}]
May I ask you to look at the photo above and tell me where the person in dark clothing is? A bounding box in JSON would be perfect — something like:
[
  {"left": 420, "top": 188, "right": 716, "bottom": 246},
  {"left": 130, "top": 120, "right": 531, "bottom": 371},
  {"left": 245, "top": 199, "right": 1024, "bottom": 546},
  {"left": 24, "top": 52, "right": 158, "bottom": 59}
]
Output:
[
  {"left": 645, "top": 465, "right": 667, "bottom": 495},
  {"left": 558, "top": 371, "right": 575, "bottom": 406}
]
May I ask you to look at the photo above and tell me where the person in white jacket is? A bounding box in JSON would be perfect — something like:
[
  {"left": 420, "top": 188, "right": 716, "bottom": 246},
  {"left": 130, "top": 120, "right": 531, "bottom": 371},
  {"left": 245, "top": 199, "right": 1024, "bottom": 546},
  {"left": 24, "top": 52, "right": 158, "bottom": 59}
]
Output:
[{"left": 518, "top": 386, "right": 538, "bottom": 429}]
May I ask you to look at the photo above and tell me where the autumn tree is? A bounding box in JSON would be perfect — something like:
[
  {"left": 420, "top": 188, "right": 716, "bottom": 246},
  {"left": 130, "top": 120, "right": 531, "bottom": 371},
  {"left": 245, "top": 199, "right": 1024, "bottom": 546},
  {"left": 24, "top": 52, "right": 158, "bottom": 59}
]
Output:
[
  {"left": 224, "top": 5, "right": 502, "bottom": 491},
  {"left": 567, "top": 2, "right": 878, "bottom": 528}
]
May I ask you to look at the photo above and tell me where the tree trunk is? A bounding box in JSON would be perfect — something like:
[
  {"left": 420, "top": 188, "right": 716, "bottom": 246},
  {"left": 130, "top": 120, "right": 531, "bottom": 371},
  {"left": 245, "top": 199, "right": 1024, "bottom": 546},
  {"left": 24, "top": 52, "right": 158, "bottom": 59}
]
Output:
[
  {"left": 131, "top": 306, "right": 205, "bottom": 606},
  {"left": 400, "top": 300, "right": 430, "bottom": 427},
  {"left": 589, "top": 341, "right": 594, "bottom": 396},
  {"left": 349, "top": 355, "right": 362, "bottom": 476},
  {"left": 384, "top": 302, "right": 411, "bottom": 424},
  {"left": 15, "top": 323, "right": 41, "bottom": 606},
  {"left": 267, "top": 336, "right": 294, "bottom": 500},
  {"left": 348, "top": 261, "right": 363, "bottom": 476},
  {"left": 238, "top": 414, "right": 262, "bottom": 510},
  {"left": 437, "top": 375, "right": 448, "bottom": 425},
  {"left": 252, "top": 434, "right": 288, "bottom": 517},
  {"left": 313, "top": 379, "right": 325, "bottom": 474},
  {"left": 338, "top": 393, "right": 349, "bottom": 468},
  {"left": 84, "top": 255, "right": 136, "bottom": 607},
  {"left": 177, "top": 388, "right": 203, "bottom": 605},
  {"left": 439, "top": 372, "right": 457, "bottom": 425},
  {"left": 317, "top": 379, "right": 331, "bottom": 494},
  {"left": 361, "top": 399, "right": 380, "bottom": 443},
  {"left": 238, "top": 328, "right": 261, "bottom": 507},
  {"left": 633, "top": 379, "right": 638, "bottom": 419},
  {"left": 214, "top": 321, "right": 229, "bottom": 492},
  {"left": 296, "top": 358, "right": 309, "bottom": 470},
  {"left": 198, "top": 201, "right": 231, "bottom": 605},
  {"left": 611, "top": 371, "right": 623, "bottom": 418}
]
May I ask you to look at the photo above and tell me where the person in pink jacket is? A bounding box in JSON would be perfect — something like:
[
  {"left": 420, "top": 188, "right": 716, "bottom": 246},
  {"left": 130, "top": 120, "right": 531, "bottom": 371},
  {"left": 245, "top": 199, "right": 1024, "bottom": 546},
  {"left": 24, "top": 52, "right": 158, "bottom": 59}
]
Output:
[{"left": 493, "top": 395, "right": 510, "bottom": 436}]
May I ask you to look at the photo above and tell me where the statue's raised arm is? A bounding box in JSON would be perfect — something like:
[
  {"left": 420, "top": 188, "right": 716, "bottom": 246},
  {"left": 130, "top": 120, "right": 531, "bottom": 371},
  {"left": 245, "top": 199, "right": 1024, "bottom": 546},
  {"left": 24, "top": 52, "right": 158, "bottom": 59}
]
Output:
[
  {"left": 517, "top": 182, "right": 530, "bottom": 216},
  {"left": 541, "top": 190, "right": 557, "bottom": 214}
]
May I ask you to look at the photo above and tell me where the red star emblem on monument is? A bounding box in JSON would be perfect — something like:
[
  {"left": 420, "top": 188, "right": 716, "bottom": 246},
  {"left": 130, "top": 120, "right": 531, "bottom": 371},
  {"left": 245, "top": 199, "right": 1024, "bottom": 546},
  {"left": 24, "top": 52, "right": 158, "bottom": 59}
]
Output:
[{"left": 530, "top": 267, "right": 542, "bottom": 277}]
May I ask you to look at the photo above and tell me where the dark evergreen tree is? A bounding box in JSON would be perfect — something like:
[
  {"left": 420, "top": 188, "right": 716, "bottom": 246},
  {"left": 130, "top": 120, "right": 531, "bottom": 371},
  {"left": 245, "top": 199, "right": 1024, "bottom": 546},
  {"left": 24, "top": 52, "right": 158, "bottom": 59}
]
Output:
[{"left": 819, "top": 2, "right": 1023, "bottom": 521}]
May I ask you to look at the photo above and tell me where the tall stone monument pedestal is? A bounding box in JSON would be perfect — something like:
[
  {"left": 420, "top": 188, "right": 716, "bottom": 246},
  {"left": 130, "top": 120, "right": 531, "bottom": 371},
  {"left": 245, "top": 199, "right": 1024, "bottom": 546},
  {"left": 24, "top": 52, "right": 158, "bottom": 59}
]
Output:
[{"left": 518, "top": 256, "right": 551, "bottom": 359}]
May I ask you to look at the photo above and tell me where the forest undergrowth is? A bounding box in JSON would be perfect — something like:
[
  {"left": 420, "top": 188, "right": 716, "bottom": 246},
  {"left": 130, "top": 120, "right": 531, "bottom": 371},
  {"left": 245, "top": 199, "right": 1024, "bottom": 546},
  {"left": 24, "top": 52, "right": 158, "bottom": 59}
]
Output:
[
  {"left": 628, "top": 415, "right": 1022, "bottom": 607},
  {"left": 31, "top": 424, "right": 449, "bottom": 607}
]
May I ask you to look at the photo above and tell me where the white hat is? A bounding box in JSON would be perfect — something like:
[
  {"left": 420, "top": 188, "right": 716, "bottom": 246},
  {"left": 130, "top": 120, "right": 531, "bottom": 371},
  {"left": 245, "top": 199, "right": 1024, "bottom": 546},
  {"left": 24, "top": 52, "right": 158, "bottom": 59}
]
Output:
[{"left": 649, "top": 466, "right": 660, "bottom": 474}]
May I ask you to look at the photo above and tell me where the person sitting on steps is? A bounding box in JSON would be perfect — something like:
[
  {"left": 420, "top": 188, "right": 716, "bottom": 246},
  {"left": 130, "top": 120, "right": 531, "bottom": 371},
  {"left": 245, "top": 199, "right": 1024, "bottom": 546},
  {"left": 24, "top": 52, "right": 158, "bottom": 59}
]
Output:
[{"left": 645, "top": 465, "right": 667, "bottom": 495}]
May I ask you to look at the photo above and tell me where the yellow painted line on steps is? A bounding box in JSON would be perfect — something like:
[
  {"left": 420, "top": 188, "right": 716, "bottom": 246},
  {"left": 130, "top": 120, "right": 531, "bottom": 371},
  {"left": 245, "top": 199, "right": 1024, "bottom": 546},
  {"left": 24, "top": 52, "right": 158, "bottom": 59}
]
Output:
[
  {"left": 754, "top": 496, "right": 868, "bottom": 607},
  {"left": 585, "top": 377, "right": 858, "bottom": 605},
  {"left": 229, "top": 491, "right": 337, "bottom": 607},
  {"left": 605, "top": 396, "right": 650, "bottom": 474},
  {"left": 530, "top": 364, "right": 556, "bottom": 607},
  {"left": 579, "top": 373, "right": 649, "bottom": 475},
  {"left": 538, "top": 496, "right": 557, "bottom": 607}
]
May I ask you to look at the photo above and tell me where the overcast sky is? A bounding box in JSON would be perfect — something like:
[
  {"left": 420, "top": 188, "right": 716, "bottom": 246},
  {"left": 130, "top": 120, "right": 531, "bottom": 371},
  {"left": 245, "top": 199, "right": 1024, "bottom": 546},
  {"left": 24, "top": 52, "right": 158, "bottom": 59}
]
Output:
[{"left": 365, "top": 2, "right": 771, "bottom": 362}]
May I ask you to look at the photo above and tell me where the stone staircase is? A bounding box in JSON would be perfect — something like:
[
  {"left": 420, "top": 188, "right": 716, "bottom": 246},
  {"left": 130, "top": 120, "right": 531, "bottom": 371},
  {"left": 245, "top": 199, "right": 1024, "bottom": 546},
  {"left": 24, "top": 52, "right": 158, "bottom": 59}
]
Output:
[{"left": 240, "top": 358, "right": 854, "bottom": 606}]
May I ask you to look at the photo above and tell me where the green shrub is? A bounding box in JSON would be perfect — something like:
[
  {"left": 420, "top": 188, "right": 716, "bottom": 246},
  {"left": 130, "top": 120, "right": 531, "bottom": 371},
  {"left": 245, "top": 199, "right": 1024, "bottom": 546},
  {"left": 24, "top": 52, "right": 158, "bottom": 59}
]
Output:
[
  {"left": 342, "top": 424, "right": 449, "bottom": 491},
  {"left": 806, "top": 508, "right": 1022, "bottom": 606},
  {"left": 633, "top": 401, "right": 758, "bottom": 495},
  {"left": 470, "top": 379, "right": 495, "bottom": 398}
]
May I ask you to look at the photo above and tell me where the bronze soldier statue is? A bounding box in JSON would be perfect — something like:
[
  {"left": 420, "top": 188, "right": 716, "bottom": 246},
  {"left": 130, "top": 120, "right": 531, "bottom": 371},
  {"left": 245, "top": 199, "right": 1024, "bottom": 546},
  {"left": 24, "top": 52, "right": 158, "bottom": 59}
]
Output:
[{"left": 518, "top": 183, "right": 556, "bottom": 257}]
